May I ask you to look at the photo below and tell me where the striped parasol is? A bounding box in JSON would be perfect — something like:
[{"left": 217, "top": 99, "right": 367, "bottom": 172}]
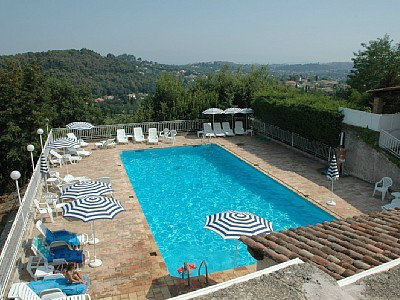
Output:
[
  {"left": 60, "top": 181, "right": 112, "bottom": 200},
  {"left": 39, "top": 153, "right": 49, "bottom": 175},
  {"left": 62, "top": 195, "right": 124, "bottom": 268},
  {"left": 204, "top": 210, "right": 273, "bottom": 240},
  {"left": 66, "top": 122, "right": 94, "bottom": 130},
  {"left": 204, "top": 210, "right": 273, "bottom": 268},
  {"left": 48, "top": 138, "right": 79, "bottom": 149},
  {"left": 326, "top": 155, "right": 339, "bottom": 205}
]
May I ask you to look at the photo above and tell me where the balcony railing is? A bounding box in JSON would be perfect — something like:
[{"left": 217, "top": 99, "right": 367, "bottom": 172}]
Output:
[
  {"left": 379, "top": 130, "right": 400, "bottom": 159},
  {"left": 0, "top": 131, "right": 52, "bottom": 299}
]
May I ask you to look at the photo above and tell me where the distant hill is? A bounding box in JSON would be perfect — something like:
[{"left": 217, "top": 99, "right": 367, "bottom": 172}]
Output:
[
  {"left": 0, "top": 49, "right": 353, "bottom": 96},
  {"left": 0, "top": 49, "right": 179, "bottom": 97},
  {"left": 268, "top": 62, "right": 353, "bottom": 79}
]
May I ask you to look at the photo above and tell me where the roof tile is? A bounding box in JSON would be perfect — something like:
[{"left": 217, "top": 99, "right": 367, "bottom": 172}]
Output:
[{"left": 241, "top": 208, "right": 400, "bottom": 279}]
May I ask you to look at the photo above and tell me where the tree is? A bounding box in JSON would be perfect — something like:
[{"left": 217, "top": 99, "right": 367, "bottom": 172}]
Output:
[{"left": 348, "top": 35, "right": 400, "bottom": 93}]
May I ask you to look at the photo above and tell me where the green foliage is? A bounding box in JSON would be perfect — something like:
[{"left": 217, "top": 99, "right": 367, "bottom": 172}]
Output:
[
  {"left": 252, "top": 84, "right": 348, "bottom": 146},
  {"left": 348, "top": 35, "right": 400, "bottom": 93},
  {"left": 0, "top": 62, "right": 102, "bottom": 193},
  {"left": 144, "top": 66, "right": 272, "bottom": 122}
]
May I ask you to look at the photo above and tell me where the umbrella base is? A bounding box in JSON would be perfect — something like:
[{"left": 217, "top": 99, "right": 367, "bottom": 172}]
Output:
[
  {"left": 89, "top": 258, "right": 102, "bottom": 268},
  {"left": 88, "top": 237, "right": 99, "bottom": 245}
]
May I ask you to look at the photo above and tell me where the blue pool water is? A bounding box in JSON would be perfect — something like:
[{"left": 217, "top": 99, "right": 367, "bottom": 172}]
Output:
[{"left": 120, "top": 144, "right": 334, "bottom": 276}]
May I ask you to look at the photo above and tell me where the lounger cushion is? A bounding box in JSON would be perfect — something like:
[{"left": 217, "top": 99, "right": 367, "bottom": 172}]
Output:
[
  {"left": 28, "top": 276, "right": 89, "bottom": 296},
  {"left": 48, "top": 248, "right": 84, "bottom": 264},
  {"left": 45, "top": 229, "right": 80, "bottom": 247}
]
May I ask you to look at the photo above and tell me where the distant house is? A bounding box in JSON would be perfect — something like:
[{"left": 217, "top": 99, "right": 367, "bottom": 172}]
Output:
[
  {"left": 285, "top": 80, "right": 297, "bottom": 87},
  {"left": 128, "top": 93, "right": 136, "bottom": 99},
  {"left": 367, "top": 86, "right": 400, "bottom": 114},
  {"left": 94, "top": 97, "right": 104, "bottom": 103},
  {"left": 104, "top": 95, "right": 114, "bottom": 100}
]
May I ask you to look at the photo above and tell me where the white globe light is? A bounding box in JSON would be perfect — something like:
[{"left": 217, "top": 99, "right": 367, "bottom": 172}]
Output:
[
  {"left": 10, "top": 171, "right": 21, "bottom": 181},
  {"left": 27, "top": 144, "right": 35, "bottom": 152},
  {"left": 37, "top": 128, "right": 44, "bottom": 135}
]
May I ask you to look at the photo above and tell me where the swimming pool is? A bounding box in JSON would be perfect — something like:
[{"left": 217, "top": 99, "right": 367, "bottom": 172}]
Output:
[{"left": 120, "top": 144, "right": 334, "bottom": 276}]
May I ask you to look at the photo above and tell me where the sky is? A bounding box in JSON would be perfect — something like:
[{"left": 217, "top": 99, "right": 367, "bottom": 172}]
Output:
[{"left": 0, "top": 0, "right": 399, "bottom": 65}]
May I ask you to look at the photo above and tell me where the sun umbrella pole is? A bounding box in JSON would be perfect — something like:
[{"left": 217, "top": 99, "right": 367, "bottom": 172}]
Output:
[
  {"left": 233, "top": 239, "right": 239, "bottom": 269},
  {"left": 331, "top": 180, "right": 334, "bottom": 194},
  {"left": 92, "top": 221, "right": 97, "bottom": 260}
]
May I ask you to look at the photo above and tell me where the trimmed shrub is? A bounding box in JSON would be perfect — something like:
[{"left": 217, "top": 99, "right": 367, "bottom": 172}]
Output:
[{"left": 252, "top": 87, "right": 348, "bottom": 146}]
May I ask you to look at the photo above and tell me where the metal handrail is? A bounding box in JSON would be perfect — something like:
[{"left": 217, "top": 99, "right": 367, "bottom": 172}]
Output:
[{"left": 198, "top": 260, "right": 209, "bottom": 284}]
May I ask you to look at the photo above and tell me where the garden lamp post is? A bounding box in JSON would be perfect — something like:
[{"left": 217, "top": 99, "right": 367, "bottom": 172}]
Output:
[
  {"left": 45, "top": 118, "right": 49, "bottom": 135},
  {"left": 27, "top": 144, "right": 35, "bottom": 172},
  {"left": 37, "top": 128, "right": 44, "bottom": 150},
  {"left": 11, "top": 170, "right": 25, "bottom": 224}
]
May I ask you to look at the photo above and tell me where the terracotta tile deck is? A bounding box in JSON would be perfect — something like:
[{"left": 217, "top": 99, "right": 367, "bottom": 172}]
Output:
[{"left": 18, "top": 134, "right": 384, "bottom": 299}]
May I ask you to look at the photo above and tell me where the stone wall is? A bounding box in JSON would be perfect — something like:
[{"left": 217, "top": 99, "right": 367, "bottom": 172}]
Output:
[{"left": 343, "top": 126, "right": 400, "bottom": 191}]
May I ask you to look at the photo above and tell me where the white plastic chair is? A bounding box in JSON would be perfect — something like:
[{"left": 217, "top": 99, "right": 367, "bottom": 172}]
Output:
[
  {"left": 159, "top": 128, "right": 170, "bottom": 141},
  {"left": 165, "top": 130, "right": 177, "bottom": 144},
  {"left": 203, "top": 123, "right": 215, "bottom": 138},
  {"left": 134, "top": 127, "right": 146, "bottom": 143},
  {"left": 33, "top": 199, "right": 54, "bottom": 223},
  {"left": 117, "top": 129, "right": 129, "bottom": 144},
  {"left": 222, "top": 122, "right": 235, "bottom": 136},
  {"left": 373, "top": 177, "right": 393, "bottom": 201},
  {"left": 234, "top": 121, "right": 245, "bottom": 135},
  {"left": 213, "top": 123, "right": 226, "bottom": 137},
  {"left": 148, "top": 128, "right": 159, "bottom": 144}
]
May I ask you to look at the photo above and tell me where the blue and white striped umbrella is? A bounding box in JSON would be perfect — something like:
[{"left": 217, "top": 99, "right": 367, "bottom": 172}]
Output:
[
  {"left": 66, "top": 122, "right": 94, "bottom": 130},
  {"left": 40, "top": 153, "right": 49, "bottom": 175},
  {"left": 62, "top": 195, "right": 124, "bottom": 222},
  {"left": 62, "top": 195, "right": 124, "bottom": 267},
  {"left": 327, "top": 155, "right": 339, "bottom": 197},
  {"left": 60, "top": 181, "right": 112, "bottom": 200},
  {"left": 204, "top": 210, "right": 273, "bottom": 240},
  {"left": 48, "top": 138, "right": 79, "bottom": 149},
  {"left": 327, "top": 155, "right": 339, "bottom": 181}
]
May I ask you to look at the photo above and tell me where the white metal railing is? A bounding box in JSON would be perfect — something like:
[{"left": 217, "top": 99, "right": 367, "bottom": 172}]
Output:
[
  {"left": 0, "top": 131, "right": 52, "bottom": 299},
  {"left": 252, "top": 119, "right": 334, "bottom": 161},
  {"left": 52, "top": 119, "right": 206, "bottom": 140},
  {"left": 379, "top": 130, "right": 400, "bottom": 159}
]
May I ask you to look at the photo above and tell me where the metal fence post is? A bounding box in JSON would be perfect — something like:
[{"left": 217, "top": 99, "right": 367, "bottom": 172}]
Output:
[{"left": 291, "top": 132, "right": 294, "bottom": 147}]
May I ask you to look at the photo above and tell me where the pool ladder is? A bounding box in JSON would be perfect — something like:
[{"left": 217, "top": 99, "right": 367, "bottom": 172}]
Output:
[{"left": 181, "top": 260, "right": 209, "bottom": 287}]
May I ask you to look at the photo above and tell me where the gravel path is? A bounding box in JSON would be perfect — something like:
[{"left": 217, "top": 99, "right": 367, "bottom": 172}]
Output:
[
  {"left": 343, "top": 265, "right": 400, "bottom": 300},
  {"left": 193, "top": 263, "right": 353, "bottom": 300}
]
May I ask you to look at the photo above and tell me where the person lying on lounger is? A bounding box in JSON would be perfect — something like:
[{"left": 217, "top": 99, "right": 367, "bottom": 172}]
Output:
[{"left": 65, "top": 262, "right": 85, "bottom": 284}]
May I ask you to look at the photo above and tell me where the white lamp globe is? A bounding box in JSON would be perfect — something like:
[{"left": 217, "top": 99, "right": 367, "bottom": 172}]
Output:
[
  {"left": 27, "top": 144, "right": 35, "bottom": 152},
  {"left": 10, "top": 171, "right": 21, "bottom": 181},
  {"left": 37, "top": 128, "right": 44, "bottom": 135}
]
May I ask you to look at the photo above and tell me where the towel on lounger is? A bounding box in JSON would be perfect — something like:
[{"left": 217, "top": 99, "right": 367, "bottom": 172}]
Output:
[
  {"left": 45, "top": 229, "right": 80, "bottom": 247},
  {"left": 28, "top": 275, "right": 89, "bottom": 296}
]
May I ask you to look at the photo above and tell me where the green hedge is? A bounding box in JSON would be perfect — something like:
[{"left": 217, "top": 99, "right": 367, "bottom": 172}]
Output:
[{"left": 252, "top": 87, "right": 347, "bottom": 146}]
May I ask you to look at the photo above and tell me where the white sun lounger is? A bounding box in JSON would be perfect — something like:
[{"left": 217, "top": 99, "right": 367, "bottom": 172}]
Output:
[
  {"left": 382, "top": 198, "right": 400, "bottom": 210},
  {"left": 148, "top": 128, "right": 159, "bottom": 144},
  {"left": 203, "top": 123, "right": 215, "bottom": 138},
  {"left": 8, "top": 280, "right": 91, "bottom": 300},
  {"left": 117, "top": 129, "right": 129, "bottom": 144},
  {"left": 222, "top": 122, "right": 235, "bottom": 136},
  {"left": 213, "top": 123, "right": 226, "bottom": 137},
  {"left": 134, "top": 127, "right": 146, "bottom": 143},
  {"left": 67, "top": 133, "right": 89, "bottom": 148},
  {"left": 234, "top": 121, "right": 245, "bottom": 135}
]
